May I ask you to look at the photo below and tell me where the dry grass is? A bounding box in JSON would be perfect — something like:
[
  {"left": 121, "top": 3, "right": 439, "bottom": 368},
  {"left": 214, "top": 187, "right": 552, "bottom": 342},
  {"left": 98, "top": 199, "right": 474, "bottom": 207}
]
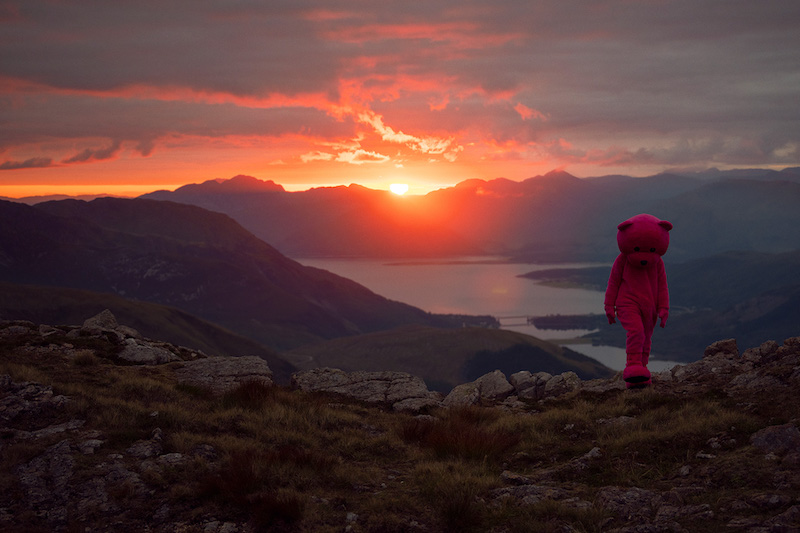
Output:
[
  {"left": 400, "top": 406, "right": 521, "bottom": 461},
  {"left": 0, "top": 341, "right": 793, "bottom": 532}
]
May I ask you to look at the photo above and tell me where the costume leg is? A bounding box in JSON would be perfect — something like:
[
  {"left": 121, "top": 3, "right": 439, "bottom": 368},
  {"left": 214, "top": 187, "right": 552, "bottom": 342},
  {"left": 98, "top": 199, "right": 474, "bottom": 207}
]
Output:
[
  {"left": 617, "top": 306, "right": 651, "bottom": 385},
  {"left": 641, "top": 311, "right": 657, "bottom": 358},
  {"left": 617, "top": 306, "right": 644, "bottom": 355},
  {"left": 635, "top": 311, "right": 657, "bottom": 387}
]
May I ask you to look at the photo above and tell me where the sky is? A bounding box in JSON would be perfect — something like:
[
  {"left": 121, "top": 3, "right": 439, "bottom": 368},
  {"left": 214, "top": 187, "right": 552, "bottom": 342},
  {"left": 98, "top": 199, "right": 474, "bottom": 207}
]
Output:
[{"left": 1, "top": 0, "right": 799, "bottom": 197}]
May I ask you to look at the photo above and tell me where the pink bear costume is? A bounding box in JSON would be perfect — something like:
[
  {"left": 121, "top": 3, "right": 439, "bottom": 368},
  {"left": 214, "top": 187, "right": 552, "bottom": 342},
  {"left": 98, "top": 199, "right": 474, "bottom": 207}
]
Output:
[{"left": 604, "top": 214, "right": 672, "bottom": 388}]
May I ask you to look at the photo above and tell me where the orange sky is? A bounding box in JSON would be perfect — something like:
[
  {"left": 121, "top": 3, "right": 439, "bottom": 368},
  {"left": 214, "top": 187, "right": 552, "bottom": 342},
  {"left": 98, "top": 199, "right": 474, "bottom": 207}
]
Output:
[{"left": 1, "top": 1, "right": 799, "bottom": 198}]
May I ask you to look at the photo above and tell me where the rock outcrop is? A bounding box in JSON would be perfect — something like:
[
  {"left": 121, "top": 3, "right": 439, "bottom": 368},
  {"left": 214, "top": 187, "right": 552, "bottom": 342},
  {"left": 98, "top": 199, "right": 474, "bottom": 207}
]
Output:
[
  {"left": 174, "top": 356, "right": 273, "bottom": 394},
  {"left": 291, "top": 368, "right": 441, "bottom": 412},
  {"left": 443, "top": 369, "right": 583, "bottom": 407},
  {"left": 3, "top": 311, "right": 800, "bottom": 532}
]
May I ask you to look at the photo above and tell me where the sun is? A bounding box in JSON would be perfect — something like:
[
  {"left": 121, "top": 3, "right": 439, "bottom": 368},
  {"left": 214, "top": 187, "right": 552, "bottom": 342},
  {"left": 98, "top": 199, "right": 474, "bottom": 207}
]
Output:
[{"left": 389, "top": 183, "right": 409, "bottom": 195}]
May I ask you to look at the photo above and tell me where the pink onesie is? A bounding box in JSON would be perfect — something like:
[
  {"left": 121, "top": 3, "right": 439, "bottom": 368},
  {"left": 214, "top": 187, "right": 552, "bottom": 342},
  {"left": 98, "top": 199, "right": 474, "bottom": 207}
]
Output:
[{"left": 604, "top": 214, "right": 672, "bottom": 388}]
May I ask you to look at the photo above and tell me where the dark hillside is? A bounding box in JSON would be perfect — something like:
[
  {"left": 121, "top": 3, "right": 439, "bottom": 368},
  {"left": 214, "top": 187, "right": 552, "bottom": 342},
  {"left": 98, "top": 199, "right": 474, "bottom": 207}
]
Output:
[
  {"left": 0, "top": 282, "right": 296, "bottom": 383},
  {"left": 0, "top": 198, "right": 481, "bottom": 351},
  {"left": 284, "top": 325, "right": 611, "bottom": 392}
]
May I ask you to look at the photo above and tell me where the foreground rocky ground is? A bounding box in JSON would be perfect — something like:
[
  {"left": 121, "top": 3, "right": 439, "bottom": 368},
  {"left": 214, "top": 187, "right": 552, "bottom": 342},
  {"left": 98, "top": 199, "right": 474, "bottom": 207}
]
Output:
[{"left": 1, "top": 311, "right": 799, "bottom": 532}]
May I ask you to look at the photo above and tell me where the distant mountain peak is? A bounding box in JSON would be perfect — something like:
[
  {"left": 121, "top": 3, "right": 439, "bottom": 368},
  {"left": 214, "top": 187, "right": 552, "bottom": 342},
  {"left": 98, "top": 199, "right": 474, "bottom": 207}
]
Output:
[
  {"left": 170, "top": 175, "right": 285, "bottom": 195},
  {"left": 221, "top": 175, "right": 285, "bottom": 192},
  {"left": 540, "top": 169, "right": 579, "bottom": 181}
]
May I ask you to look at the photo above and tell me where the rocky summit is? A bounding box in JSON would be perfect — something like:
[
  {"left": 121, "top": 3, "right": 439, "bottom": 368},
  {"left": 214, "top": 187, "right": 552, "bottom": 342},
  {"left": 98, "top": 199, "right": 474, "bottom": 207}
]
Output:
[{"left": 1, "top": 311, "right": 799, "bottom": 532}]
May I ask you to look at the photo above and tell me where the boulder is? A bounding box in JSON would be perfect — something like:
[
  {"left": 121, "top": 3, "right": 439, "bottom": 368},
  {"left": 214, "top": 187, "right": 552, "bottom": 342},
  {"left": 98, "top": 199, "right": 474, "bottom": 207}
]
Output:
[
  {"left": 118, "top": 338, "right": 180, "bottom": 365},
  {"left": 475, "top": 370, "right": 515, "bottom": 400},
  {"left": 742, "top": 340, "right": 780, "bottom": 364},
  {"left": 82, "top": 309, "right": 119, "bottom": 333},
  {"left": 443, "top": 370, "right": 514, "bottom": 407},
  {"left": 703, "top": 338, "right": 739, "bottom": 358},
  {"left": 81, "top": 309, "right": 143, "bottom": 340},
  {"left": 543, "top": 371, "right": 581, "bottom": 398},
  {"left": 510, "top": 371, "right": 553, "bottom": 400},
  {"left": 442, "top": 382, "right": 481, "bottom": 408},
  {"left": 290, "top": 368, "right": 439, "bottom": 412},
  {"left": 175, "top": 356, "right": 273, "bottom": 394},
  {"left": 750, "top": 423, "right": 800, "bottom": 456}
]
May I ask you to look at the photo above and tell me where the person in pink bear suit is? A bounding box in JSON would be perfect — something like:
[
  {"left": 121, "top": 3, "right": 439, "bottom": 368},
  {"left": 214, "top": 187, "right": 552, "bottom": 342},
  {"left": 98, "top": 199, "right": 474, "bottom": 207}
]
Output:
[{"left": 604, "top": 213, "right": 672, "bottom": 389}]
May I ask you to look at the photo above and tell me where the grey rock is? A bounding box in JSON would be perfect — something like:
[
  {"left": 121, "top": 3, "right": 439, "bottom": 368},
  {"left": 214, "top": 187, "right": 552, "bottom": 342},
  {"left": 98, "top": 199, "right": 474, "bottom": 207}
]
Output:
[
  {"left": 474, "top": 370, "right": 515, "bottom": 400},
  {"left": 116, "top": 325, "right": 143, "bottom": 339},
  {"left": 126, "top": 437, "right": 163, "bottom": 459},
  {"left": 499, "top": 470, "right": 536, "bottom": 485},
  {"left": 118, "top": 338, "right": 180, "bottom": 365},
  {"left": 727, "top": 372, "right": 786, "bottom": 393},
  {"left": 78, "top": 439, "right": 105, "bottom": 455},
  {"left": 14, "top": 439, "right": 75, "bottom": 525},
  {"left": 597, "top": 416, "right": 636, "bottom": 427},
  {"left": 191, "top": 444, "right": 219, "bottom": 462},
  {"left": 544, "top": 371, "right": 581, "bottom": 397},
  {"left": 704, "top": 338, "right": 739, "bottom": 358},
  {"left": 492, "top": 483, "right": 568, "bottom": 505},
  {"left": 175, "top": 355, "right": 273, "bottom": 394},
  {"left": 595, "top": 486, "right": 663, "bottom": 522},
  {"left": 509, "top": 370, "right": 534, "bottom": 392},
  {"left": 766, "top": 505, "right": 800, "bottom": 530},
  {"left": 38, "top": 324, "right": 64, "bottom": 337},
  {"left": 291, "top": 368, "right": 439, "bottom": 412},
  {"left": 81, "top": 309, "right": 119, "bottom": 334},
  {"left": 26, "top": 419, "right": 85, "bottom": 439},
  {"left": 442, "top": 382, "right": 481, "bottom": 407},
  {"left": 655, "top": 503, "right": 713, "bottom": 522},
  {"left": 750, "top": 423, "right": 800, "bottom": 455},
  {"left": 0, "top": 323, "right": 36, "bottom": 338},
  {"left": 0, "top": 376, "right": 70, "bottom": 424},
  {"left": 742, "top": 340, "right": 780, "bottom": 364},
  {"left": 443, "top": 370, "right": 514, "bottom": 407},
  {"left": 157, "top": 453, "right": 188, "bottom": 467},
  {"left": 392, "top": 396, "right": 442, "bottom": 412},
  {"left": 512, "top": 371, "right": 554, "bottom": 400}
]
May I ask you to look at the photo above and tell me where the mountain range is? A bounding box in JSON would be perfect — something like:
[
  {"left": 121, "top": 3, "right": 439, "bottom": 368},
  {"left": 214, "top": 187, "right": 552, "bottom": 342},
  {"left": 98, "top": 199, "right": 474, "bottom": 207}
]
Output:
[
  {"left": 2, "top": 166, "right": 798, "bottom": 376},
  {"left": 139, "top": 167, "right": 800, "bottom": 262},
  {"left": 0, "top": 198, "right": 492, "bottom": 355}
]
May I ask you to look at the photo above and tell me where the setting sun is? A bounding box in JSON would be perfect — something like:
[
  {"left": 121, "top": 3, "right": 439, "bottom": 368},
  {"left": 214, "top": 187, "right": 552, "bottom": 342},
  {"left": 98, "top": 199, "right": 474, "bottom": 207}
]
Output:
[{"left": 389, "top": 183, "right": 409, "bottom": 195}]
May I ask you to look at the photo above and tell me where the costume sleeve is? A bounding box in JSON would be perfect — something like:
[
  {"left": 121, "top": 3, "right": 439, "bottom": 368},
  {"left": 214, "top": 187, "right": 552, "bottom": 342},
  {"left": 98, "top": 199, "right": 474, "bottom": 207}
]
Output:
[
  {"left": 604, "top": 254, "right": 625, "bottom": 307},
  {"left": 656, "top": 257, "right": 669, "bottom": 312}
]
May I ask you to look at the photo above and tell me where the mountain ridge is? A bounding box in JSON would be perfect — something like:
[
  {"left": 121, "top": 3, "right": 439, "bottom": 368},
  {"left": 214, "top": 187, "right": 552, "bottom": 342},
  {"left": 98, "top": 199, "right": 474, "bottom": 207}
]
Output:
[
  {"left": 138, "top": 167, "right": 800, "bottom": 262},
  {"left": 0, "top": 198, "right": 492, "bottom": 352}
]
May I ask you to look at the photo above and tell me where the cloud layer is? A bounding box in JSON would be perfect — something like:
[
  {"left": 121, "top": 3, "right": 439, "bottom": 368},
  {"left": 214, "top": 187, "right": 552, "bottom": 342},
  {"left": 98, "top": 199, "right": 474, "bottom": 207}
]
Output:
[{"left": 1, "top": 0, "right": 799, "bottom": 192}]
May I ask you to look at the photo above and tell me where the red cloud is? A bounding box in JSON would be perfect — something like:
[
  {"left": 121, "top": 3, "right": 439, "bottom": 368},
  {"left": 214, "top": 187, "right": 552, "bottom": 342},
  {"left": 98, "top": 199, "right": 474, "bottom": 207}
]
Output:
[{"left": 62, "top": 140, "right": 123, "bottom": 164}]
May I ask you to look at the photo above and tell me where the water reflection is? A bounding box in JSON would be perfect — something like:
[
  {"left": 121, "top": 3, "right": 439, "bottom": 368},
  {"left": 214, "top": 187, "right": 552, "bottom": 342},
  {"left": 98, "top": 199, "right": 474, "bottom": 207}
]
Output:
[{"left": 299, "top": 257, "right": 682, "bottom": 372}]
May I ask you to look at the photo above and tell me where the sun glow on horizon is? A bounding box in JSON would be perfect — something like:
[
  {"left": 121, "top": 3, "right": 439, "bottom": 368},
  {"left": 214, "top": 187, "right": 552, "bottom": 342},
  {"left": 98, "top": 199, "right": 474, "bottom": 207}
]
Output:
[{"left": 389, "top": 183, "right": 409, "bottom": 195}]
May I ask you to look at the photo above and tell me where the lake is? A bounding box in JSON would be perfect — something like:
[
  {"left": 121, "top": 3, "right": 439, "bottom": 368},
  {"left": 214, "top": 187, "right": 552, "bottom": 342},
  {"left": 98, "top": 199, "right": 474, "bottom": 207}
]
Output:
[{"left": 298, "top": 257, "right": 682, "bottom": 372}]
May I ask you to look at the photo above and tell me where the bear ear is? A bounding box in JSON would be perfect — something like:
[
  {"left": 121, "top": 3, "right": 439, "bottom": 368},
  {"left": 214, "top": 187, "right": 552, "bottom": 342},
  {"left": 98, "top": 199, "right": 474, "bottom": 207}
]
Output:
[
  {"left": 659, "top": 220, "right": 673, "bottom": 232},
  {"left": 617, "top": 220, "right": 633, "bottom": 231}
]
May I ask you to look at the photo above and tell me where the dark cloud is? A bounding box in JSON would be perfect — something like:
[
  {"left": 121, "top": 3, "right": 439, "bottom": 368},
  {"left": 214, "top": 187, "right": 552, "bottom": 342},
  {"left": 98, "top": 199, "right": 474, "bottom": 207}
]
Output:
[
  {"left": 0, "top": 0, "right": 798, "bottom": 182},
  {"left": 0, "top": 157, "right": 53, "bottom": 170},
  {"left": 62, "top": 140, "right": 123, "bottom": 164},
  {"left": 0, "top": 1, "right": 344, "bottom": 96}
]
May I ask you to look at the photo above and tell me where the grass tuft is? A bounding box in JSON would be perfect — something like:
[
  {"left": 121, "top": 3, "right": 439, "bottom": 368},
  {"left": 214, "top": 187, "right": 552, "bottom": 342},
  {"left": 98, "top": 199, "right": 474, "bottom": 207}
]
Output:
[
  {"left": 401, "top": 407, "right": 521, "bottom": 461},
  {"left": 221, "top": 379, "right": 275, "bottom": 410}
]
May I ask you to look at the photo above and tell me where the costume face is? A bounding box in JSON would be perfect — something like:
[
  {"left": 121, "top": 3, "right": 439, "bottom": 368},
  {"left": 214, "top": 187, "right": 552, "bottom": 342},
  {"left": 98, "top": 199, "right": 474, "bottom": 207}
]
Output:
[{"left": 616, "top": 214, "right": 672, "bottom": 268}]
